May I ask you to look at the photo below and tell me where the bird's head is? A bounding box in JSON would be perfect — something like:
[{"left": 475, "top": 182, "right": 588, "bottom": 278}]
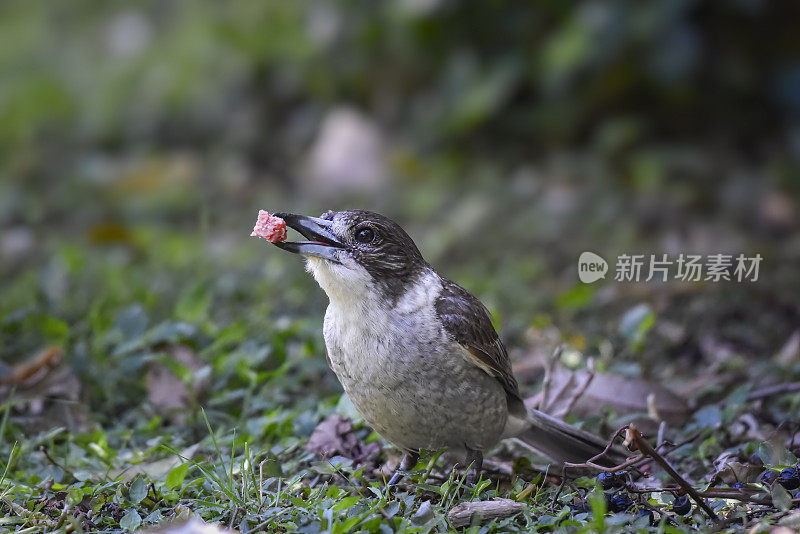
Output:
[{"left": 273, "top": 210, "right": 428, "bottom": 303}]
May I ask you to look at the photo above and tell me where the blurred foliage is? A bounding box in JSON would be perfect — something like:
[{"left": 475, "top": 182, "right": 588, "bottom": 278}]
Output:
[
  {"left": 1, "top": 1, "right": 800, "bottom": 531},
  {"left": 3, "top": 1, "right": 800, "bottom": 159},
  {"left": 1, "top": 0, "right": 799, "bottom": 407}
]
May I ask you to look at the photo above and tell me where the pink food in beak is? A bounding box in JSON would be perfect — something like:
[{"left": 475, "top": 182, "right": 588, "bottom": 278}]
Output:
[{"left": 250, "top": 210, "right": 287, "bottom": 242}]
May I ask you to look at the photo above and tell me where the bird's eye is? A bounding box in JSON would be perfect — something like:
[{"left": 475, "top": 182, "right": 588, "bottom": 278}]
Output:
[{"left": 355, "top": 227, "right": 375, "bottom": 244}]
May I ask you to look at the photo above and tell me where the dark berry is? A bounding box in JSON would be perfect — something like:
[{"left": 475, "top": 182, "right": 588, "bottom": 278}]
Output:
[
  {"left": 568, "top": 503, "right": 589, "bottom": 514},
  {"left": 607, "top": 493, "right": 633, "bottom": 513},
  {"left": 778, "top": 468, "right": 800, "bottom": 490},
  {"left": 732, "top": 482, "right": 745, "bottom": 489},
  {"left": 633, "top": 507, "right": 655, "bottom": 525},
  {"left": 672, "top": 495, "right": 692, "bottom": 515},
  {"left": 759, "top": 470, "right": 780, "bottom": 485},
  {"left": 597, "top": 472, "right": 616, "bottom": 490}
]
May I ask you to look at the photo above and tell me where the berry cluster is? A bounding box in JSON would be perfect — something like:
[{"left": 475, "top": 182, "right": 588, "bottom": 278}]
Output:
[
  {"left": 759, "top": 466, "right": 800, "bottom": 491},
  {"left": 601, "top": 473, "right": 657, "bottom": 523},
  {"left": 597, "top": 471, "right": 624, "bottom": 491},
  {"left": 568, "top": 471, "right": 656, "bottom": 524},
  {"left": 566, "top": 462, "right": 800, "bottom": 525},
  {"left": 671, "top": 495, "right": 692, "bottom": 515}
]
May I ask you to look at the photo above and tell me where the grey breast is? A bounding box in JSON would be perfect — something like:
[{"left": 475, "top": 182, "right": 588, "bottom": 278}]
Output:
[{"left": 323, "top": 300, "right": 509, "bottom": 452}]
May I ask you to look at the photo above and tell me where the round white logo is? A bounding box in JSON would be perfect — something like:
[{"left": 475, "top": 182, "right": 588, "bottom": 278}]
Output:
[{"left": 578, "top": 251, "right": 608, "bottom": 283}]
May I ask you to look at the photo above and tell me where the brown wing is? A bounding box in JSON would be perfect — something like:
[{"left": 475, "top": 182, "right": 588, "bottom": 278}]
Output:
[{"left": 435, "top": 279, "right": 524, "bottom": 412}]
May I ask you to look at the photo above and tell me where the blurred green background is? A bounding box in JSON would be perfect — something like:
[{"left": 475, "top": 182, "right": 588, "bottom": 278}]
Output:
[{"left": 2, "top": 0, "right": 799, "bottom": 418}]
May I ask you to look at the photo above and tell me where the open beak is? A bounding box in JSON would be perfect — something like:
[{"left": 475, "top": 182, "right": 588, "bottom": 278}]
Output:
[{"left": 271, "top": 213, "right": 344, "bottom": 263}]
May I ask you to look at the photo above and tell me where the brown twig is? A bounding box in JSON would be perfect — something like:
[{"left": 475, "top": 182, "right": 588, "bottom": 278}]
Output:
[
  {"left": 562, "top": 424, "right": 703, "bottom": 477},
  {"left": 656, "top": 421, "right": 667, "bottom": 451},
  {"left": 540, "top": 345, "right": 562, "bottom": 410},
  {"left": 625, "top": 484, "right": 773, "bottom": 506},
  {"left": 550, "top": 467, "right": 569, "bottom": 511},
  {"left": 53, "top": 503, "right": 71, "bottom": 530},
  {"left": 448, "top": 499, "right": 527, "bottom": 529},
  {"left": 747, "top": 382, "right": 800, "bottom": 401},
  {"left": 40, "top": 445, "right": 76, "bottom": 481},
  {"left": 567, "top": 454, "right": 646, "bottom": 474},
  {"left": 658, "top": 431, "right": 703, "bottom": 455},
  {"left": 563, "top": 425, "right": 642, "bottom": 472},
  {"left": 699, "top": 488, "right": 772, "bottom": 506},
  {"left": 626, "top": 426, "right": 719, "bottom": 522},
  {"left": 559, "top": 358, "right": 595, "bottom": 418}
]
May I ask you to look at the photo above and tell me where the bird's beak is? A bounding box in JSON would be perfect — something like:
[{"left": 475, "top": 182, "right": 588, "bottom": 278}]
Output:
[{"left": 271, "top": 213, "right": 344, "bottom": 263}]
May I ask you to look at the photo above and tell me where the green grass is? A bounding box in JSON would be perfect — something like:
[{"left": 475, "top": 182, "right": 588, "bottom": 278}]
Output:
[
  {"left": 2, "top": 259, "right": 799, "bottom": 534},
  {"left": 2, "top": 1, "right": 800, "bottom": 530},
  {"left": 1, "top": 176, "right": 799, "bottom": 532}
]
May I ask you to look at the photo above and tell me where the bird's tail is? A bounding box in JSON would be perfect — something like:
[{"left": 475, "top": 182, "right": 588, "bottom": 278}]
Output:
[{"left": 513, "top": 409, "right": 625, "bottom": 466}]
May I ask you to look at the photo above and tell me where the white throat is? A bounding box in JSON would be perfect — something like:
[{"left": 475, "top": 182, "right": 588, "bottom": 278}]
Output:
[
  {"left": 305, "top": 256, "right": 377, "bottom": 308},
  {"left": 306, "top": 256, "right": 441, "bottom": 315}
]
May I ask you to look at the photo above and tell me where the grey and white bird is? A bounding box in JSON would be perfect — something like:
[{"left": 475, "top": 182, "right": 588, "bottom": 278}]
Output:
[{"left": 272, "top": 209, "right": 615, "bottom": 484}]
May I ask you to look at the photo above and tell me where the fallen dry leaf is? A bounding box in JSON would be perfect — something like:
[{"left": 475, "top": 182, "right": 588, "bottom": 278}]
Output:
[
  {"left": 111, "top": 443, "right": 200, "bottom": 480},
  {"left": 511, "top": 326, "right": 563, "bottom": 378},
  {"left": 700, "top": 335, "right": 739, "bottom": 367},
  {"left": 526, "top": 366, "right": 690, "bottom": 431},
  {"left": 0, "top": 346, "right": 87, "bottom": 431},
  {"left": 778, "top": 511, "right": 800, "bottom": 529},
  {"left": 757, "top": 189, "right": 795, "bottom": 232},
  {"left": 0, "top": 346, "right": 62, "bottom": 386},
  {"left": 534, "top": 360, "right": 595, "bottom": 420},
  {"left": 145, "top": 344, "right": 210, "bottom": 425},
  {"left": 306, "top": 414, "right": 380, "bottom": 465},
  {"left": 710, "top": 451, "right": 764, "bottom": 485},
  {"left": 730, "top": 413, "right": 769, "bottom": 441},
  {"left": 775, "top": 330, "right": 800, "bottom": 366}
]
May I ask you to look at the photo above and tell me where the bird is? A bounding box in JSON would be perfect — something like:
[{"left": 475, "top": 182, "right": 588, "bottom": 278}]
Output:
[{"left": 271, "top": 209, "right": 617, "bottom": 485}]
